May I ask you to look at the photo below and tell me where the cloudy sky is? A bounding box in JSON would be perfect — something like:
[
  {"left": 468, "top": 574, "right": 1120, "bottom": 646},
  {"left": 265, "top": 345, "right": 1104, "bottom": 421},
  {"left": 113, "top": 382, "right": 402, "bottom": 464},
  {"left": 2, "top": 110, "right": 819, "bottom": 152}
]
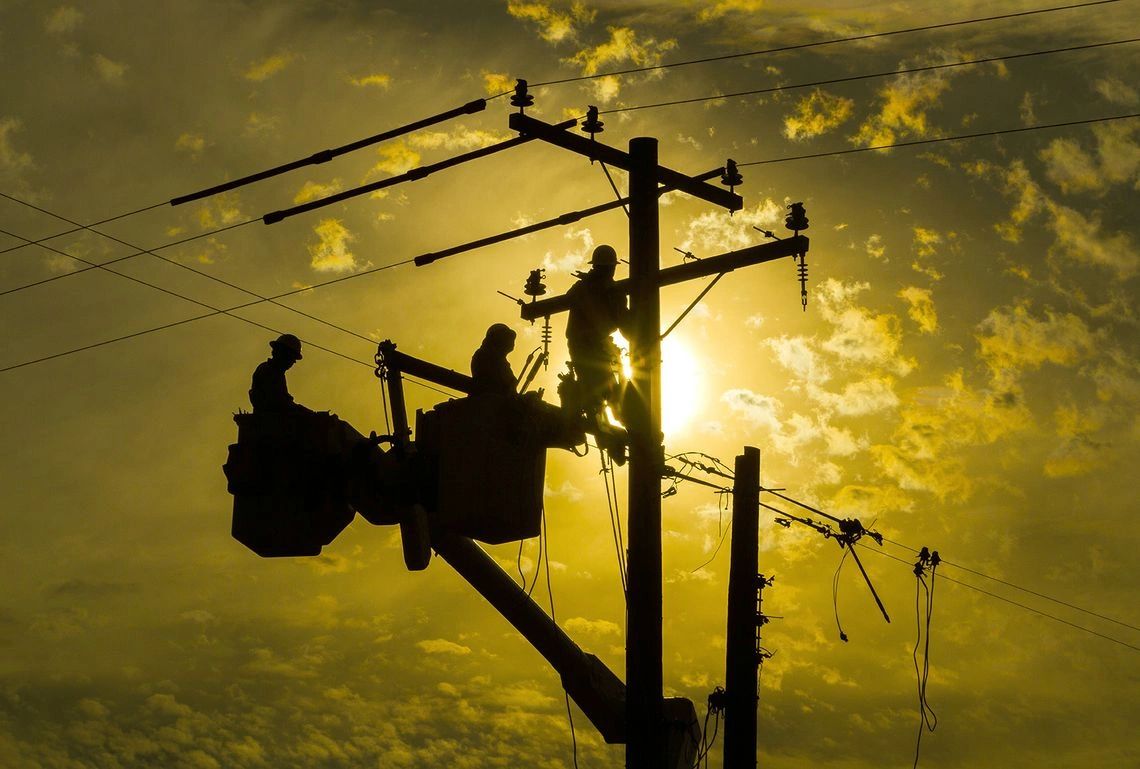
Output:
[{"left": 1, "top": 1, "right": 1138, "bottom": 767}]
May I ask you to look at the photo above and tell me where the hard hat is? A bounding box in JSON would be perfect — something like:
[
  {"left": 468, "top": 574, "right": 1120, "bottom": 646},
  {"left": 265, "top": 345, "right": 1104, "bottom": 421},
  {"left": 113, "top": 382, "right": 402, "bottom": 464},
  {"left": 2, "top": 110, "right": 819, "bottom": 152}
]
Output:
[
  {"left": 270, "top": 333, "right": 303, "bottom": 360},
  {"left": 589, "top": 244, "right": 618, "bottom": 266},
  {"left": 485, "top": 323, "right": 516, "bottom": 343}
]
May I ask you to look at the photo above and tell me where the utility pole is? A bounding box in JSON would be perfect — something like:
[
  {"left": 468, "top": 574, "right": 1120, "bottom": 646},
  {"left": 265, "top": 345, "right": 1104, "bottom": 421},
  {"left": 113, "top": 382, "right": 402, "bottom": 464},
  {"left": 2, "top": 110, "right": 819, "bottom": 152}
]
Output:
[
  {"left": 626, "top": 137, "right": 664, "bottom": 769},
  {"left": 724, "top": 446, "right": 761, "bottom": 768}
]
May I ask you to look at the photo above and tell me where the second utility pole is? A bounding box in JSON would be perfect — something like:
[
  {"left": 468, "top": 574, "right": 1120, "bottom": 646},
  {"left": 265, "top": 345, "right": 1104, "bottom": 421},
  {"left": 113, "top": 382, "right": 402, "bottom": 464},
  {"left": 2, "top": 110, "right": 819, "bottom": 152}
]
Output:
[{"left": 626, "top": 137, "right": 664, "bottom": 769}]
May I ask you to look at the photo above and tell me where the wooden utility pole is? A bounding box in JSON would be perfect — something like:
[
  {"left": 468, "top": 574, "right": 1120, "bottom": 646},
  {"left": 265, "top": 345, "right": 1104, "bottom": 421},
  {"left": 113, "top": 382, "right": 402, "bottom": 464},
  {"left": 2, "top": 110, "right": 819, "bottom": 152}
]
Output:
[
  {"left": 626, "top": 137, "right": 665, "bottom": 768},
  {"left": 724, "top": 447, "right": 761, "bottom": 768}
]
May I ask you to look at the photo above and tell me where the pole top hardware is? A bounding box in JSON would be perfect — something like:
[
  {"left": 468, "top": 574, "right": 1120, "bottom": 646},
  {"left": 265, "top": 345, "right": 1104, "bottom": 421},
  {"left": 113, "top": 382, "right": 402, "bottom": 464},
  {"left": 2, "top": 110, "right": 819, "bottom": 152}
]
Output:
[
  {"left": 785, "top": 202, "right": 809, "bottom": 233},
  {"left": 581, "top": 106, "right": 604, "bottom": 136},
  {"left": 511, "top": 79, "right": 534, "bottom": 112}
]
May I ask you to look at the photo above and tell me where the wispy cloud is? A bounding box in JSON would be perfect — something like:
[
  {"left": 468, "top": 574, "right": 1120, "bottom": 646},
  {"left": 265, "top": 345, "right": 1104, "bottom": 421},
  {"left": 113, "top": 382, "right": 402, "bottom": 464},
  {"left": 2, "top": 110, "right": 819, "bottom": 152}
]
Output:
[
  {"left": 308, "top": 219, "right": 358, "bottom": 273},
  {"left": 244, "top": 53, "right": 293, "bottom": 82},
  {"left": 783, "top": 89, "right": 854, "bottom": 141},
  {"left": 507, "top": 0, "right": 594, "bottom": 43}
]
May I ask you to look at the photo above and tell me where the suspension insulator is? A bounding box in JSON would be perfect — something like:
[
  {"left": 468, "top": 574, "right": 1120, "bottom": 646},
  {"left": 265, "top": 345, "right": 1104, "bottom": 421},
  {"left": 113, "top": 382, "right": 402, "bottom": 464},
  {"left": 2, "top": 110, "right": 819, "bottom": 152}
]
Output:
[
  {"left": 785, "top": 202, "right": 809, "bottom": 232},
  {"left": 796, "top": 253, "right": 809, "bottom": 311},
  {"left": 581, "top": 105, "right": 604, "bottom": 135},
  {"left": 511, "top": 79, "right": 534, "bottom": 111},
  {"left": 524, "top": 268, "right": 547, "bottom": 298}
]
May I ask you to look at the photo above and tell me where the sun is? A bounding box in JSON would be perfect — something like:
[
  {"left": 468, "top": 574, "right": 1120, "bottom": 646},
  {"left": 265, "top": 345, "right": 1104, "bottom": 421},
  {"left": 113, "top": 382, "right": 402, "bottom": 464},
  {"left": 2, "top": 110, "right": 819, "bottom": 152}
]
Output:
[
  {"left": 660, "top": 337, "right": 702, "bottom": 438},
  {"left": 609, "top": 333, "right": 703, "bottom": 438}
]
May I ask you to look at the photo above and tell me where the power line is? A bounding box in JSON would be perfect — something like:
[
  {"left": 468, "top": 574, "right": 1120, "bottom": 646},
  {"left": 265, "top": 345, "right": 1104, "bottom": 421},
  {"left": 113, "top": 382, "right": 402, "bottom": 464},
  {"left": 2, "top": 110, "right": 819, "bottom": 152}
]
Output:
[
  {"left": 525, "top": 0, "right": 1122, "bottom": 89},
  {"left": 0, "top": 215, "right": 258, "bottom": 298},
  {"left": 600, "top": 37, "right": 1139, "bottom": 116},
  {"left": 879, "top": 537, "right": 1140, "bottom": 633},
  {"left": 0, "top": 98, "right": 490, "bottom": 258},
  {"left": 0, "top": 201, "right": 168, "bottom": 257},
  {"left": 738, "top": 113, "right": 1140, "bottom": 166},
  {"left": 856, "top": 544, "right": 1140, "bottom": 653},
  {"left": 0, "top": 225, "right": 371, "bottom": 372},
  {"left": 0, "top": 192, "right": 377, "bottom": 345}
]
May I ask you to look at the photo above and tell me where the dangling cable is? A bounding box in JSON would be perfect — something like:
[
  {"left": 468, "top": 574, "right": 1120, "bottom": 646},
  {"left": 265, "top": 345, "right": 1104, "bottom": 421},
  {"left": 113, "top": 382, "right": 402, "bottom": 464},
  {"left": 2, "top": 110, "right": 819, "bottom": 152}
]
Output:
[
  {"left": 832, "top": 546, "right": 851, "bottom": 642},
  {"left": 516, "top": 539, "right": 527, "bottom": 590},
  {"left": 599, "top": 447, "right": 628, "bottom": 594},
  {"left": 912, "top": 548, "right": 940, "bottom": 768},
  {"left": 540, "top": 507, "right": 580, "bottom": 769}
]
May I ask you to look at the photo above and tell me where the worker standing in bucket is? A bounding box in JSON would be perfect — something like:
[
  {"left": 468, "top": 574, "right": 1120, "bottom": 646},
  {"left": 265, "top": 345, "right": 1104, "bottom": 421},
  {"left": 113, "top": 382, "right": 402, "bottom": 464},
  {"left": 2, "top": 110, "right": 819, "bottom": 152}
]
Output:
[
  {"left": 470, "top": 323, "right": 518, "bottom": 395},
  {"left": 249, "top": 333, "right": 313, "bottom": 414},
  {"left": 564, "top": 244, "right": 630, "bottom": 433}
]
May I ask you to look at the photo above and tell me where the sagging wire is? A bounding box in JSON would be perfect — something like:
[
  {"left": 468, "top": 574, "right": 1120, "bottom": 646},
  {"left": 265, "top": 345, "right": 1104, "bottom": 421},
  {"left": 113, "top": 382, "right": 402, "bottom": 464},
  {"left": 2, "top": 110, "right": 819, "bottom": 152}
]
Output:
[
  {"left": 831, "top": 545, "right": 852, "bottom": 643},
  {"left": 693, "top": 687, "right": 725, "bottom": 769},
  {"left": 538, "top": 506, "right": 579, "bottom": 769},
  {"left": 912, "top": 547, "right": 940, "bottom": 769},
  {"left": 599, "top": 445, "right": 628, "bottom": 595}
]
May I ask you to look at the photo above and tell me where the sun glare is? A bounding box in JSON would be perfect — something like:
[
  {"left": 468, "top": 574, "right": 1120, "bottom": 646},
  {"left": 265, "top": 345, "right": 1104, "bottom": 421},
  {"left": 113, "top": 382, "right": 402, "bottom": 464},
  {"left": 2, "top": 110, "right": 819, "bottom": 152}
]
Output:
[{"left": 611, "top": 332, "right": 702, "bottom": 438}]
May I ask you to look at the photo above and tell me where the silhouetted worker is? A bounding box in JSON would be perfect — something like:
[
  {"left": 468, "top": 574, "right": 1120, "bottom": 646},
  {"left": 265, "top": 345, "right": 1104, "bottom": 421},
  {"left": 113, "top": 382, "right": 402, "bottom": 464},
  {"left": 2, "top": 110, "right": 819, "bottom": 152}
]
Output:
[
  {"left": 471, "top": 323, "right": 517, "bottom": 395},
  {"left": 249, "top": 333, "right": 312, "bottom": 414},
  {"left": 565, "top": 244, "right": 630, "bottom": 424}
]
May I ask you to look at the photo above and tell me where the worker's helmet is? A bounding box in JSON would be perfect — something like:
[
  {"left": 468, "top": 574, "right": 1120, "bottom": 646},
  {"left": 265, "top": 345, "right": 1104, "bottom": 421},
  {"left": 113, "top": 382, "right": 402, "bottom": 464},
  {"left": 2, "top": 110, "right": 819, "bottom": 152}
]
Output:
[
  {"left": 485, "top": 323, "right": 516, "bottom": 346},
  {"left": 589, "top": 244, "right": 618, "bottom": 266},
  {"left": 270, "top": 333, "right": 303, "bottom": 360}
]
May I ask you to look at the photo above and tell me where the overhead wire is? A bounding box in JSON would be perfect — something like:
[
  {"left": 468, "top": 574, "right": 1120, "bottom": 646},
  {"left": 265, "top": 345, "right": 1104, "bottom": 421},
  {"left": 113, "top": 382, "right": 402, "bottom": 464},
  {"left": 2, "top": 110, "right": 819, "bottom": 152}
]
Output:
[
  {"left": 739, "top": 113, "right": 1140, "bottom": 166},
  {"left": 0, "top": 200, "right": 168, "bottom": 257},
  {"left": 0, "top": 192, "right": 378, "bottom": 345},
  {"left": 524, "top": 0, "right": 1122, "bottom": 89},
  {"left": 880, "top": 536, "right": 1140, "bottom": 633},
  {"left": 598, "top": 37, "right": 1140, "bottom": 116},
  {"left": 856, "top": 543, "right": 1140, "bottom": 653},
  {"left": 2, "top": 0, "right": 1120, "bottom": 264}
]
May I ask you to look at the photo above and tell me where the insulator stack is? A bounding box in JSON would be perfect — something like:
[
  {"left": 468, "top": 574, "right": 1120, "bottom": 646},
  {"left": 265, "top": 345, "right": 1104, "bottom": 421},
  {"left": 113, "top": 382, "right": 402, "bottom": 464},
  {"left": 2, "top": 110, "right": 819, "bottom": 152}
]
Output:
[
  {"left": 541, "top": 316, "right": 553, "bottom": 369},
  {"left": 511, "top": 79, "right": 534, "bottom": 112},
  {"left": 581, "top": 106, "right": 604, "bottom": 136},
  {"left": 796, "top": 254, "right": 809, "bottom": 311}
]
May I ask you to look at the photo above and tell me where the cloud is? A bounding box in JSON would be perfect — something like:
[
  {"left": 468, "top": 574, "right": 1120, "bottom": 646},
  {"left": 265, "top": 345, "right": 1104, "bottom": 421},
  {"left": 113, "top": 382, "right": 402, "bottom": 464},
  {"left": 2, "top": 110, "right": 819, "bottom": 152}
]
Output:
[
  {"left": 1039, "top": 122, "right": 1140, "bottom": 196},
  {"left": 244, "top": 53, "right": 293, "bottom": 82},
  {"left": 564, "top": 617, "right": 621, "bottom": 637},
  {"left": 349, "top": 73, "right": 390, "bottom": 88},
  {"left": 45, "top": 6, "right": 83, "bottom": 34},
  {"left": 371, "top": 140, "right": 420, "bottom": 176},
  {"left": 808, "top": 377, "right": 899, "bottom": 416},
  {"left": 864, "top": 234, "right": 885, "bottom": 260},
  {"left": 698, "top": 0, "right": 765, "bottom": 22},
  {"left": 308, "top": 219, "right": 358, "bottom": 273},
  {"left": 93, "top": 53, "right": 127, "bottom": 84},
  {"left": 976, "top": 302, "right": 1096, "bottom": 391},
  {"left": 985, "top": 159, "right": 1138, "bottom": 278},
  {"left": 783, "top": 89, "right": 854, "bottom": 141},
  {"left": 852, "top": 49, "right": 972, "bottom": 147},
  {"left": 408, "top": 128, "right": 508, "bottom": 151},
  {"left": 416, "top": 639, "right": 472, "bottom": 655},
  {"left": 194, "top": 194, "right": 243, "bottom": 230},
  {"left": 293, "top": 179, "right": 344, "bottom": 204},
  {"left": 1094, "top": 77, "right": 1139, "bottom": 107},
  {"left": 0, "top": 118, "right": 33, "bottom": 181},
  {"left": 244, "top": 112, "right": 279, "bottom": 137},
  {"left": 680, "top": 198, "right": 782, "bottom": 254},
  {"left": 482, "top": 71, "right": 513, "bottom": 96},
  {"left": 898, "top": 286, "right": 937, "bottom": 334},
  {"left": 766, "top": 335, "right": 832, "bottom": 384},
  {"left": 816, "top": 279, "right": 912, "bottom": 375},
  {"left": 564, "top": 27, "right": 676, "bottom": 101},
  {"left": 175, "top": 133, "right": 205, "bottom": 156},
  {"left": 722, "top": 389, "right": 782, "bottom": 432},
  {"left": 507, "top": 1, "right": 595, "bottom": 43}
]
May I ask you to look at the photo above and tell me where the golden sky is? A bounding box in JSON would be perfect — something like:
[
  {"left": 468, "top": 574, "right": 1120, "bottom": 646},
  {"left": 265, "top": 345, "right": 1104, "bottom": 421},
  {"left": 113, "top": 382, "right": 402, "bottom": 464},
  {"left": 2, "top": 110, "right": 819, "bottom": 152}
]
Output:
[{"left": 1, "top": 1, "right": 1138, "bottom": 767}]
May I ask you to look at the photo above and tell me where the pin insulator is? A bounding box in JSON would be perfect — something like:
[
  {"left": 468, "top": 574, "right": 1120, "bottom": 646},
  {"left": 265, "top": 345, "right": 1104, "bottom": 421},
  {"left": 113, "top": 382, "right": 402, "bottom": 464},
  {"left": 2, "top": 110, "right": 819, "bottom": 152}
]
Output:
[
  {"left": 524, "top": 268, "right": 547, "bottom": 298},
  {"left": 511, "top": 79, "right": 534, "bottom": 111},
  {"left": 785, "top": 202, "right": 809, "bottom": 232},
  {"left": 581, "top": 106, "right": 604, "bottom": 135},
  {"left": 720, "top": 159, "right": 743, "bottom": 189}
]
